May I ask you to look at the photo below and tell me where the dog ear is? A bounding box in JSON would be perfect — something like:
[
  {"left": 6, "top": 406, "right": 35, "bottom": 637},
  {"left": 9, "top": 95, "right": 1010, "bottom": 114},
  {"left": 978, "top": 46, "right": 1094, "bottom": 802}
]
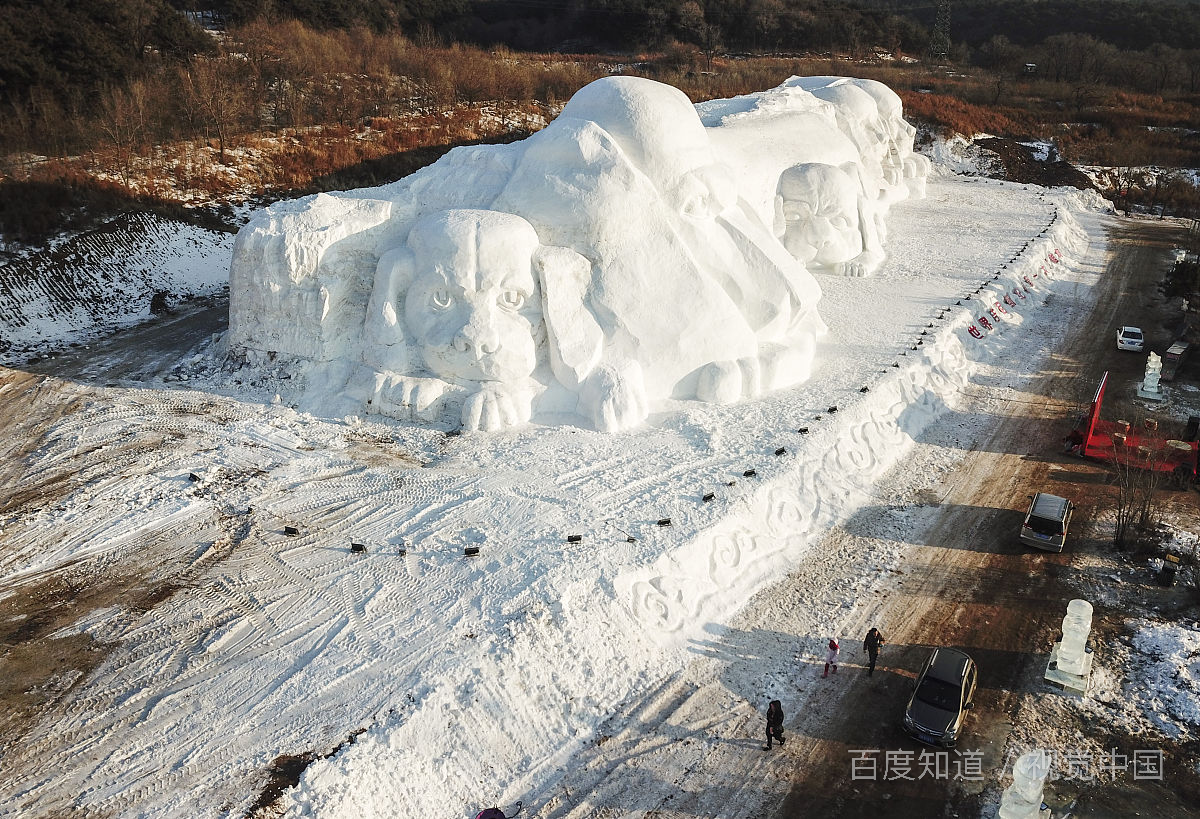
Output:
[
  {"left": 362, "top": 245, "right": 416, "bottom": 373},
  {"left": 533, "top": 245, "right": 604, "bottom": 389}
]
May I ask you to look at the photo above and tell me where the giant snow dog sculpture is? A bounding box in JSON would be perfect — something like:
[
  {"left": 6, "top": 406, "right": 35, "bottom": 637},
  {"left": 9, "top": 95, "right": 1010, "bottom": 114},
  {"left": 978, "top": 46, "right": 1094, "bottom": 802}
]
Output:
[{"left": 227, "top": 75, "right": 927, "bottom": 432}]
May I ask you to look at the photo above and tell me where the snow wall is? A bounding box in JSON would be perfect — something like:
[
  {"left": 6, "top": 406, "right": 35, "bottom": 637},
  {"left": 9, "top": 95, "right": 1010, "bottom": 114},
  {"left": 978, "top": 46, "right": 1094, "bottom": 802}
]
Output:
[{"left": 227, "top": 76, "right": 929, "bottom": 433}]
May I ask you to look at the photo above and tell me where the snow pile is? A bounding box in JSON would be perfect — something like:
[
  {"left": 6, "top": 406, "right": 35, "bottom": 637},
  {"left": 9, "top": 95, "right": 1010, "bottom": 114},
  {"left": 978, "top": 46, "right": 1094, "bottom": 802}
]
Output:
[
  {"left": 227, "top": 76, "right": 929, "bottom": 434},
  {"left": 1128, "top": 620, "right": 1200, "bottom": 737},
  {"left": 923, "top": 133, "right": 1005, "bottom": 176}
]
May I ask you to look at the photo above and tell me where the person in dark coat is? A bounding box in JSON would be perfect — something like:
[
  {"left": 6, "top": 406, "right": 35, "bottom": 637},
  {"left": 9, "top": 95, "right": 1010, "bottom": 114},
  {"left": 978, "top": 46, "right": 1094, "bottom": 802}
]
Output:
[
  {"left": 863, "top": 627, "right": 885, "bottom": 676},
  {"left": 763, "top": 699, "right": 785, "bottom": 750}
]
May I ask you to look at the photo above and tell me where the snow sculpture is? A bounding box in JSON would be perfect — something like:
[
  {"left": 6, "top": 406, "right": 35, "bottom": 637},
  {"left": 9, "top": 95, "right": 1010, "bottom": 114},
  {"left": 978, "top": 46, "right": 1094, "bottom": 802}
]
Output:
[
  {"left": 777, "top": 163, "right": 880, "bottom": 276},
  {"left": 1137, "top": 351, "right": 1165, "bottom": 400},
  {"left": 229, "top": 193, "right": 394, "bottom": 363},
  {"left": 789, "top": 78, "right": 892, "bottom": 199},
  {"left": 998, "top": 750, "right": 1051, "bottom": 819},
  {"left": 1057, "top": 598, "right": 1093, "bottom": 676},
  {"left": 786, "top": 77, "right": 929, "bottom": 242},
  {"left": 697, "top": 75, "right": 925, "bottom": 277},
  {"left": 698, "top": 83, "right": 860, "bottom": 229},
  {"left": 496, "top": 77, "right": 824, "bottom": 428},
  {"left": 845, "top": 77, "right": 930, "bottom": 199},
  {"left": 228, "top": 74, "right": 924, "bottom": 432},
  {"left": 364, "top": 209, "right": 560, "bottom": 430}
]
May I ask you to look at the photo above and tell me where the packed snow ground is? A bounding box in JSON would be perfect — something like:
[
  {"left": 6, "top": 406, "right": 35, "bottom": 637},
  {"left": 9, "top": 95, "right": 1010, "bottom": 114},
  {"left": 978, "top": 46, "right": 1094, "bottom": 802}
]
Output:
[{"left": 1, "top": 168, "right": 1197, "bottom": 818}]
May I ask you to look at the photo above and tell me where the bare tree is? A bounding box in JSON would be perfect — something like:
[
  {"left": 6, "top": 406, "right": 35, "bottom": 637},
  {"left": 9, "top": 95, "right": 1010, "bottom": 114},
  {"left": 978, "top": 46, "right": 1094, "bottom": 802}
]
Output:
[
  {"left": 97, "top": 84, "right": 146, "bottom": 185},
  {"left": 1114, "top": 164, "right": 1141, "bottom": 215},
  {"left": 1184, "top": 49, "right": 1200, "bottom": 94},
  {"left": 117, "top": 0, "right": 161, "bottom": 61},
  {"left": 977, "top": 35, "right": 1020, "bottom": 73},
  {"left": 180, "top": 57, "right": 248, "bottom": 164},
  {"left": 679, "top": 2, "right": 721, "bottom": 72},
  {"left": 1110, "top": 423, "right": 1171, "bottom": 548},
  {"left": 1070, "top": 82, "right": 1100, "bottom": 118},
  {"left": 1142, "top": 44, "right": 1181, "bottom": 94},
  {"left": 749, "top": 0, "right": 783, "bottom": 52},
  {"left": 1134, "top": 446, "right": 1167, "bottom": 530},
  {"left": 1111, "top": 454, "right": 1140, "bottom": 548}
]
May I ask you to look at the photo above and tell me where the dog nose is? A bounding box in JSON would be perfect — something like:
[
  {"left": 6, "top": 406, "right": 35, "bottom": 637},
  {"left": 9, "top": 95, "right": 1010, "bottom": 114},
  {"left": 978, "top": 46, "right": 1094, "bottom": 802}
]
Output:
[{"left": 454, "top": 324, "right": 499, "bottom": 359}]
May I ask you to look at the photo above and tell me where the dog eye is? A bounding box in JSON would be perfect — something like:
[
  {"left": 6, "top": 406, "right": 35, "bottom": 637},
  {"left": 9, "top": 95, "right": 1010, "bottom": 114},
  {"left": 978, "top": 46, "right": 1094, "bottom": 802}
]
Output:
[
  {"left": 431, "top": 289, "right": 453, "bottom": 310},
  {"left": 498, "top": 290, "right": 525, "bottom": 310}
]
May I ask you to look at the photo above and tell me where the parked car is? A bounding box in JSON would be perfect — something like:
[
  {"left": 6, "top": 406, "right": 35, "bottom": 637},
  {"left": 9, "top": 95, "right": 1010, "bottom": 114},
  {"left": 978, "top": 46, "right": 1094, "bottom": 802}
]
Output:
[
  {"left": 902, "top": 647, "right": 978, "bottom": 748},
  {"left": 1116, "top": 325, "right": 1144, "bottom": 351},
  {"left": 1019, "top": 492, "right": 1074, "bottom": 552}
]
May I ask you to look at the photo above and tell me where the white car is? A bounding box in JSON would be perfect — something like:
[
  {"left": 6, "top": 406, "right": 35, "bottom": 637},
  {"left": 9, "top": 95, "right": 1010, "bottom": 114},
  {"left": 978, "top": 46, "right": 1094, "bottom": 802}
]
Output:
[{"left": 1116, "top": 326, "right": 1144, "bottom": 351}]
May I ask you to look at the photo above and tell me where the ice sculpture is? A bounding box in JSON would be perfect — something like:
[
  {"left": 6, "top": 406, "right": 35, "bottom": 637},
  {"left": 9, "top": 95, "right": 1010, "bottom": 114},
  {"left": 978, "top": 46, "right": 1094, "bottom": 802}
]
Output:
[
  {"left": 1137, "top": 351, "right": 1165, "bottom": 400},
  {"left": 1045, "top": 598, "right": 1094, "bottom": 695},
  {"left": 227, "top": 74, "right": 925, "bottom": 432},
  {"left": 997, "top": 750, "right": 1051, "bottom": 819},
  {"left": 1057, "top": 598, "right": 1093, "bottom": 676}
]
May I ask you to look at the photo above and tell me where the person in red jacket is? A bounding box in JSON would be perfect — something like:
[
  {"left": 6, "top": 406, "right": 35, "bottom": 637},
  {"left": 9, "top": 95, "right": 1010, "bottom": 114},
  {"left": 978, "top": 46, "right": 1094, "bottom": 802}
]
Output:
[{"left": 823, "top": 637, "right": 840, "bottom": 677}]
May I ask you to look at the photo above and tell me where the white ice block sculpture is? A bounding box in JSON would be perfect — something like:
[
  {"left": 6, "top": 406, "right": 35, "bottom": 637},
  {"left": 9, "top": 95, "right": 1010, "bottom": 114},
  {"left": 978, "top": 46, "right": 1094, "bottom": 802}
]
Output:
[
  {"left": 1057, "top": 598, "right": 1092, "bottom": 675},
  {"left": 1045, "top": 598, "right": 1094, "bottom": 695},
  {"left": 997, "top": 750, "right": 1051, "bottom": 819},
  {"left": 228, "top": 75, "right": 926, "bottom": 432},
  {"left": 1137, "top": 351, "right": 1165, "bottom": 400}
]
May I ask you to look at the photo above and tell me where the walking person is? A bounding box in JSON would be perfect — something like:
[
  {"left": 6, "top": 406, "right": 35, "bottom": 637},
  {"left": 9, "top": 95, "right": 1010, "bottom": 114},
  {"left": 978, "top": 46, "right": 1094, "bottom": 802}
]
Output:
[
  {"left": 863, "top": 627, "right": 886, "bottom": 676},
  {"left": 475, "top": 802, "right": 522, "bottom": 819},
  {"left": 823, "top": 637, "right": 840, "bottom": 677},
  {"left": 763, "top": 699, "right": 785, "bottom": 750}
]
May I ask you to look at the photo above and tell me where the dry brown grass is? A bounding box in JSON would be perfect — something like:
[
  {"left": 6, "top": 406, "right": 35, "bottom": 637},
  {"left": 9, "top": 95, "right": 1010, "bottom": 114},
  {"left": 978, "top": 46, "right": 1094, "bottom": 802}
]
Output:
[
  {"left": 4, "top": 37, "right": 1199, "bottom": 243},
  {"left": 897, "top": 91, "right": 1033, "bottom": 139}
]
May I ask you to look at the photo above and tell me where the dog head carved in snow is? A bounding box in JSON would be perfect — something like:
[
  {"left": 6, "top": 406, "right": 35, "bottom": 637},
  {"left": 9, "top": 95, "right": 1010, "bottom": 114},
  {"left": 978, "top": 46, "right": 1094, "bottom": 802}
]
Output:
[
  {"left": 370, "top": 209, "right": 560, "bottom": 385},
  {"left": 362, "top": 208, "right": 605, "bottom": 430}
]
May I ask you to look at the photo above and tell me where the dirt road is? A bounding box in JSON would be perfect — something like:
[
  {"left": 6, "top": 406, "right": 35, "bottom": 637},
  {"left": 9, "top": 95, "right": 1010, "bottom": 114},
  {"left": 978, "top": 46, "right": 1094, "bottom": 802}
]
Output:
[{"left": 775, "top": 217, "right": 1200, "bottom": 817}]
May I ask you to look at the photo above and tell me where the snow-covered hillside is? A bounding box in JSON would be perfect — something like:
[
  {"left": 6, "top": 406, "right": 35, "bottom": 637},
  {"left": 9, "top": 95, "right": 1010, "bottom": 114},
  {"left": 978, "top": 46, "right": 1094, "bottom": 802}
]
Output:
[{"left": 0, "top": 212, "right": 233, "bottom": 360}]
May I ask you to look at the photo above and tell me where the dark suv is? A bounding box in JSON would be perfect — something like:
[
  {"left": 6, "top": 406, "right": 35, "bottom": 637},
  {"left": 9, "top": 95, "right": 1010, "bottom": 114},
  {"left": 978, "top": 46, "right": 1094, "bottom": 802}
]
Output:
[{"left": 902, "top": 647, "right": 978, "bottom": 748}]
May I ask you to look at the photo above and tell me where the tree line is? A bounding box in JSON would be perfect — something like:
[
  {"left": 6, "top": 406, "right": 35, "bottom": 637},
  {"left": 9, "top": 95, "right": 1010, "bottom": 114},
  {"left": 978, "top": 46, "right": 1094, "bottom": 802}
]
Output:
[
  {"left": 210, "top": 0, "right": 1200, "bottom": 53},
  {"left": 2, "top": 0, "right": 1199, "bottom": 244},
  {"left": 6, "top": 0, "right": 1200, "bottom": 144}
]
